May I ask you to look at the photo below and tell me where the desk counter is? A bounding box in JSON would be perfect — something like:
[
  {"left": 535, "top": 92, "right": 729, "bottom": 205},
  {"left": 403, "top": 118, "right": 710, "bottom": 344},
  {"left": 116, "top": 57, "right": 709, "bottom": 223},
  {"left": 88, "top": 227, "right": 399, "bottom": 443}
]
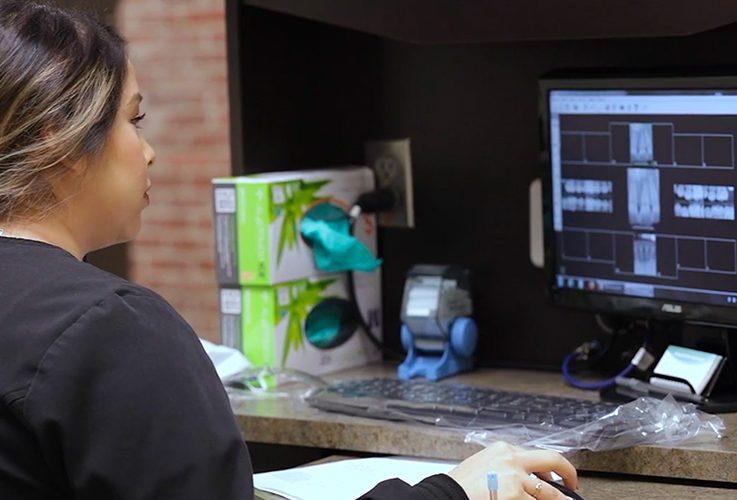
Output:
[
  {"left": 232, "top": 364, "right": 737, "bottom": 484},
  {"left": 255, "top": 456, "right": 737, "bottom": 500}
]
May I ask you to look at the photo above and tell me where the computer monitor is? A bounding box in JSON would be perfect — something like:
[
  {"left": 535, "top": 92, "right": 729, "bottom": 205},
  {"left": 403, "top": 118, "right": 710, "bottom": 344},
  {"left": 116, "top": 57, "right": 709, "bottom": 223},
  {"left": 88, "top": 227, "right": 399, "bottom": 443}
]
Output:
[{"left": 540, "top": 72, "right": 737, "bottom": 327}]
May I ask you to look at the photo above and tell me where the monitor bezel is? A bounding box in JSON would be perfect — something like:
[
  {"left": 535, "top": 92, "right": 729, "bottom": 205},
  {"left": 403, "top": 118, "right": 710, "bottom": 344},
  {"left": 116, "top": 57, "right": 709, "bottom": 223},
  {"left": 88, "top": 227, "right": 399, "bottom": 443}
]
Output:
[{"left": 539, "top": 71, "right": 737, "bottom": 327}]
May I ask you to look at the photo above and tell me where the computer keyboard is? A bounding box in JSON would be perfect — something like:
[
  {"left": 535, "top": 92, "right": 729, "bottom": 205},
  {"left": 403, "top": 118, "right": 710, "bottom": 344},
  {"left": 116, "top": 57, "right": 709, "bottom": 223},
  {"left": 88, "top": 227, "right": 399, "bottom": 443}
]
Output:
[{"left": 305, "top": 378, "right": 619, "bottom": 431}]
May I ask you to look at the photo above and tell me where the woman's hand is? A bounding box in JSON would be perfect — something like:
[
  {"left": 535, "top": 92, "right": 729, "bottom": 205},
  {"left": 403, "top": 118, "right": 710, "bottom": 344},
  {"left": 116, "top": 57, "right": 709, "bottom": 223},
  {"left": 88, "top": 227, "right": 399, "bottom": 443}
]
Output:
[{"left": 447, "top": 441, "right": 578, "bottom": 500}]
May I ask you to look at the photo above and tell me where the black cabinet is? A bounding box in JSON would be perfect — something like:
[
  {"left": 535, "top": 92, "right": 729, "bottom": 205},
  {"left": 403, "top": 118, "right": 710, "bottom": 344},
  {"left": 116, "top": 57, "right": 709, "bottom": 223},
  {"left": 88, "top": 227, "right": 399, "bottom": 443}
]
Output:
[
  {"left": 226, "top": 0, "right": 737, "bottom": 368},
  {"left": 243, "top": 0, "right": 737, "bottom": 43}
]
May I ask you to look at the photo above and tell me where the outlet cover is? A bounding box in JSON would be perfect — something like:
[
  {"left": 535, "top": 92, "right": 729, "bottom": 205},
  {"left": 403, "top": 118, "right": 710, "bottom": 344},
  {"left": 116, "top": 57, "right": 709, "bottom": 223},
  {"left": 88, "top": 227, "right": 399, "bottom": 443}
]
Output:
[{"left": 364, "top": 138, "right": 415, "bottom": 228}]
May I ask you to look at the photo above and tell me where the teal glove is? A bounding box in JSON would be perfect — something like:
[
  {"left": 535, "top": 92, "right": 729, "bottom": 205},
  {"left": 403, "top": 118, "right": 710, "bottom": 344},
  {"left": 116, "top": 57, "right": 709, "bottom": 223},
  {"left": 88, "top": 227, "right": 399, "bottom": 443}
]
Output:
[
  {"left": 305, "top": 298, "right": 357, "bottom": 349},
  {"left": 304, "top": 301, "right": 342, "bottom": 349},
  {"left": 300, "top": 203, "right": 382, "bottom": 272}
]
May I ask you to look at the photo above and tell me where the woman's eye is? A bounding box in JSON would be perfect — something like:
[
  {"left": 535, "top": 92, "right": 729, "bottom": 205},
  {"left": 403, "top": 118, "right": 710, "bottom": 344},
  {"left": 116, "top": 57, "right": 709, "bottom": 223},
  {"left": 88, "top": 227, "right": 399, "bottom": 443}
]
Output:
[{"left": 131, "top": 113, "right": 146, "bottom": 129}]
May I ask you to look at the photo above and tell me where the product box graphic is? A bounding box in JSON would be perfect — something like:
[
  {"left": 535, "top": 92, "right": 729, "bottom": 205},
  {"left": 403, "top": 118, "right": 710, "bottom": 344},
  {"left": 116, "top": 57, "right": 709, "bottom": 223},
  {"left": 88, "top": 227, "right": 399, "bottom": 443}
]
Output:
[
  {"left": 219, "top": 272, "right": 382, "bottom": 375},
  {"left": 212, "top": 167, "right": 376, "bottom": 286}
]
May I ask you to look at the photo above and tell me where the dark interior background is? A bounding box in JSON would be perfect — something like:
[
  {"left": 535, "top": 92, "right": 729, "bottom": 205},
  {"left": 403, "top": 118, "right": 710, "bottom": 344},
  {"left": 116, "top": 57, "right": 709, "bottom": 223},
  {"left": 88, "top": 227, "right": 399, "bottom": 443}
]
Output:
[{"left": 227, "top": 4, "right": 737, "bottom": 369}]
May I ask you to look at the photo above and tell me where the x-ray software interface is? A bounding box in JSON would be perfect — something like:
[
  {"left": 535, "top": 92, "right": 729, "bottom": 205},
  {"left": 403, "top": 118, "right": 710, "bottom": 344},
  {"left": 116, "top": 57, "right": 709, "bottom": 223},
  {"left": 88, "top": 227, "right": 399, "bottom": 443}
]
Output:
[{"left": 550, "top": 89, "right": 737, "bottom": 306}]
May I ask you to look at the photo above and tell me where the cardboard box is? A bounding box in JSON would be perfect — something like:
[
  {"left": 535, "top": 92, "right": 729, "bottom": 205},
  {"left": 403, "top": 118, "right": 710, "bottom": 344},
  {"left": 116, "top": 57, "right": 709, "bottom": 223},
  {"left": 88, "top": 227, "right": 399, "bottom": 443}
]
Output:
[
  {"left": 219, "top": 272, "right": 382, "bottom": 375},
  {"left": 212, "top": 167, "right": 377, "bottom": 286}
]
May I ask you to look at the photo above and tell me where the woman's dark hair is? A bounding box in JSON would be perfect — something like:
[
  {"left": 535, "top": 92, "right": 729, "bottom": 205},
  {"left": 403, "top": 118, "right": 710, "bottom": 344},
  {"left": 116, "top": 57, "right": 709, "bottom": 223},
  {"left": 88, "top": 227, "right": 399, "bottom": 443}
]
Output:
[{"left": 0, "top": 0, "right": 128, "bottom": 220}]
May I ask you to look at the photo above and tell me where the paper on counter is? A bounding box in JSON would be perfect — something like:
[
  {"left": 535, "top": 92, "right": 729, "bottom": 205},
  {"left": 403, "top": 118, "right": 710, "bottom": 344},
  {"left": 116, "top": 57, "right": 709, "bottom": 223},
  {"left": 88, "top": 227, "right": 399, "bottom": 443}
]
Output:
[{"left": 253, "top": 456, "right": 457, "bottom": 500}]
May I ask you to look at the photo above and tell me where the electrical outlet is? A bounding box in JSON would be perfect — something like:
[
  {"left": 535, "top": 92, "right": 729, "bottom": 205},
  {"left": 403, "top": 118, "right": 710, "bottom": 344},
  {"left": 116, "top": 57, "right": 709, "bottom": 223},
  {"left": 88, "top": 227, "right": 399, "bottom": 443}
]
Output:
[{"left": 364, "top": 138, "right": 415, "bottom": 228}]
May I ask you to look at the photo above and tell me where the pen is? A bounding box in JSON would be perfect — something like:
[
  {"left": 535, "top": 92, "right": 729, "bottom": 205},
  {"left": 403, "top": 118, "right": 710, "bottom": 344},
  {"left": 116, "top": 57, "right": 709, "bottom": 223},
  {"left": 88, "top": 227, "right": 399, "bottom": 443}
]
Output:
[{"left": 487, "top": 470, "right": 499, "bottom": 500}]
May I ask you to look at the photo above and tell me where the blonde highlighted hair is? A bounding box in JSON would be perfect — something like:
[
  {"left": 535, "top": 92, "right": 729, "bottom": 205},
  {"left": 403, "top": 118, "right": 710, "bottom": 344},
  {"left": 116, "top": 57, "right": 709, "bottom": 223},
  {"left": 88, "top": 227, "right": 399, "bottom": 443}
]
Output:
[{"left": 0, "top": 0, "right": 127, "bottom": 221}]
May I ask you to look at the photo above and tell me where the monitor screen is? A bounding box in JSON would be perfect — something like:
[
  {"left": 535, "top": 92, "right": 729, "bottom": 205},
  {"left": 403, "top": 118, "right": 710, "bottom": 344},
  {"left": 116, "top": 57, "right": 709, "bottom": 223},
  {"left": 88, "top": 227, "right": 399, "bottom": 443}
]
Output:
[{"left": 542, "top": 76, "right": 737, "bottom": 325}]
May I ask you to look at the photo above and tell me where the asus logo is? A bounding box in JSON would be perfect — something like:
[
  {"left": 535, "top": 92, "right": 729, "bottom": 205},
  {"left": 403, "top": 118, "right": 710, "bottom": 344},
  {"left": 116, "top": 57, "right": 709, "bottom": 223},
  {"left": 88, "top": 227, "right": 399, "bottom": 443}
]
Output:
[{"left": 661, "top": 303, "right": 682, "bottom": 314}]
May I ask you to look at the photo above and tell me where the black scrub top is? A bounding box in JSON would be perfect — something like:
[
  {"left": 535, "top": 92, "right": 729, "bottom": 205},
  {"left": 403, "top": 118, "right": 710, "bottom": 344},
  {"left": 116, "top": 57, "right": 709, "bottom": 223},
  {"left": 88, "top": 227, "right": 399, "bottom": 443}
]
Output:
[{"left": 0, "top": 238, "right": 467, "bottom": 500}]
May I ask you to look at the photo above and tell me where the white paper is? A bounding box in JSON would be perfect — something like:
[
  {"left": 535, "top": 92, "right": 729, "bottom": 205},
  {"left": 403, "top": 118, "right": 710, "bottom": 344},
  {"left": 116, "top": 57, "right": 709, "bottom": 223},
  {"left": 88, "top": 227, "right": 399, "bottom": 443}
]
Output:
[
  {"left": 253, "top": 456, "right": 457, "bottom": 500},
  {"left": 199, "top": 338, "right": 250, "bottom": 382}
]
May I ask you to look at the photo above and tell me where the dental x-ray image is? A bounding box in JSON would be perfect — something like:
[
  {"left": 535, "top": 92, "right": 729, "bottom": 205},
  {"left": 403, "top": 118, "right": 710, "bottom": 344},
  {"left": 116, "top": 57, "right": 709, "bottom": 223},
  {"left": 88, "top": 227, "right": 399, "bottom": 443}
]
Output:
[
  {"left": 674, "top": 184, "right": 735, "bottom": 221},
  {"left": 561, "top": 179, "right": 613, "bottom": 213},
  {"left": 630, "top": 123, "right": 654, "bottom": 164},
  {"left": 634, "top": 233, "right": 657, "bottom": 276},
  {"left": 628, "top": 168, "right": 661, "bottom": 227}
]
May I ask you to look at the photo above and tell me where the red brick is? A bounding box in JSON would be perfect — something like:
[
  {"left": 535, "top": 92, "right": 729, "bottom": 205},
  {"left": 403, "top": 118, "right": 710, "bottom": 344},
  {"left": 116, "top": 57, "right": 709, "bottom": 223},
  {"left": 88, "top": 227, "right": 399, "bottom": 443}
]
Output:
[{"left": 119, "top": 0, "right": 228, "bottom": 342}]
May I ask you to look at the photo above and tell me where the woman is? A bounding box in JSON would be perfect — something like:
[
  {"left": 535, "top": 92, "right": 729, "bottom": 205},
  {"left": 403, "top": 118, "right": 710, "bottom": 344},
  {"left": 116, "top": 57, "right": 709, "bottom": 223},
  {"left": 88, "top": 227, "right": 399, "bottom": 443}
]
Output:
[{"left": 0, "top": 2, "right": 578, "bottom": 499}]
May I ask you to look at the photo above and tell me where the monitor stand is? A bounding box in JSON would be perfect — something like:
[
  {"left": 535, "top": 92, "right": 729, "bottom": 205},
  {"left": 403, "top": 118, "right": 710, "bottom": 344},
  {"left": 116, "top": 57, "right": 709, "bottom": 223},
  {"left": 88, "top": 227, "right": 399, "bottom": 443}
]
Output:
[{"left": 599, "top": 323, "right": 737, "bottom": 414}]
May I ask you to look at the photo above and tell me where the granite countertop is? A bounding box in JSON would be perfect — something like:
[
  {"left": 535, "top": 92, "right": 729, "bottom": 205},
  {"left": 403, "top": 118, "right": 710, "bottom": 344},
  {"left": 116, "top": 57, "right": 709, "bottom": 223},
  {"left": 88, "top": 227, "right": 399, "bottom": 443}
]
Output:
[{"left": 232, "top": 363, "right": 737, "bottom": 484}]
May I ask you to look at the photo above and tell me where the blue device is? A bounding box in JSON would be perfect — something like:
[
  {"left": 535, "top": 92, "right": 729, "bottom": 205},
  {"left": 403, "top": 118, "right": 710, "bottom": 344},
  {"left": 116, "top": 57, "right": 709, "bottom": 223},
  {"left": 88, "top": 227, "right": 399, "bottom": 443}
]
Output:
[{"left": 398, "top": 265, "right": 477, "bottom": 381}]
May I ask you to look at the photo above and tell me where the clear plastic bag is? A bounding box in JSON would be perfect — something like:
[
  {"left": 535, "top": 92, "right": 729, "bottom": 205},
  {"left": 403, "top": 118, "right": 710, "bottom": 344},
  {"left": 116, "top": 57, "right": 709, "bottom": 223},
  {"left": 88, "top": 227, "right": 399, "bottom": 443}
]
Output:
[
  {"left": 225, "top": 366, "right": 328, "bottom": 403},
  {"left": 465, "top": 395, "right": 726, "bottom": 453}
]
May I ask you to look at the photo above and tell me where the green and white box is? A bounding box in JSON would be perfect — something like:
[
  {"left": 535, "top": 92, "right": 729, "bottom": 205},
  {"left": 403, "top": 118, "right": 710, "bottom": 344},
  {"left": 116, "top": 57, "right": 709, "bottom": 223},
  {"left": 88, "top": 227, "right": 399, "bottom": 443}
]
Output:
[
  {"left": 219, "top": 272, "right": 382, "bottom": 374},
  {"left": 212, "top": 167, "right": 377, "bottom": 286}
]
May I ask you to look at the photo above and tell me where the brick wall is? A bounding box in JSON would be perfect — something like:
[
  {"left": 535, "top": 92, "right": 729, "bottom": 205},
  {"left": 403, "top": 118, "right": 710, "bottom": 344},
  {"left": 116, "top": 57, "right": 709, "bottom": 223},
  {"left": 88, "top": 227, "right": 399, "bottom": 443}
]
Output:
[{"left": 117, "top": 0, "right": 230, "bottom": 342}]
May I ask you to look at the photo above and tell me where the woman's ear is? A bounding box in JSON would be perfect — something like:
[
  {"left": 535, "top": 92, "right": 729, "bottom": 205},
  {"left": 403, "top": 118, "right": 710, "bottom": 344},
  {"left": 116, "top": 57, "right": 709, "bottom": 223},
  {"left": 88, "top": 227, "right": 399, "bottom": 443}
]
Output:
[
  {"left": 46, "top": 156, "right": 89, "bottom": 202},
  {"left": 36, "top": 126, "right": 89, "bottom": 194},
  {"left": 65, "top": 156, "right": 89, "bottom": 177}
]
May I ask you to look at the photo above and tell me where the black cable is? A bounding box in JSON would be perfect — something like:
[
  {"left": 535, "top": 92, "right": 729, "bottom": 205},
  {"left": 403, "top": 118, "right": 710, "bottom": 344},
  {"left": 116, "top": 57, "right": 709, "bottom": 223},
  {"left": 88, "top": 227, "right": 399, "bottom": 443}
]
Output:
[
  {"left": 721, "top": 329, "right": 737, "bottom": 385},
  {"left": 565, "top": 317, "right": 615, "bottom": 374},
  {"left": 347, "top": 218, "right": 404, "bottom": 361},
  {"left": 595, "top": 313, "right": 616, "bottom": 334},
  {"left": 566, "top": 315, "right": 629, "bottom": 374},
  {"left": 345, "top": 267, "right": 403, "bottom": 361}
]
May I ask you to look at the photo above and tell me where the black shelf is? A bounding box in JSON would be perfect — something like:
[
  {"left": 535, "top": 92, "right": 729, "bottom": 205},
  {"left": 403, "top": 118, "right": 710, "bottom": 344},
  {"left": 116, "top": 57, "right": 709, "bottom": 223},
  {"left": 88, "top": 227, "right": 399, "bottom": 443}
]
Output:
[
  {"left": 226, "top": 2, "right": 737, "bottom": 368},
  {"left": 244, "top": 0, "right": 737, "bottom": 43}
]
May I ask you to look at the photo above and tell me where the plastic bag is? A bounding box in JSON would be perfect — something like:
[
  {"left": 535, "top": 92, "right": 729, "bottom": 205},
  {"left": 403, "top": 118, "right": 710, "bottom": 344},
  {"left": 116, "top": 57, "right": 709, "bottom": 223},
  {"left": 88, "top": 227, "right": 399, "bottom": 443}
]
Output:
[
  {"left": 198, "top": 339, "right": 327, "bottom": 404},
  {"left": 465, "top": 395, "right": 725, "bottom": 453},
  {"left": 225, "top": 366, "right": 328, "bottom": 404}
]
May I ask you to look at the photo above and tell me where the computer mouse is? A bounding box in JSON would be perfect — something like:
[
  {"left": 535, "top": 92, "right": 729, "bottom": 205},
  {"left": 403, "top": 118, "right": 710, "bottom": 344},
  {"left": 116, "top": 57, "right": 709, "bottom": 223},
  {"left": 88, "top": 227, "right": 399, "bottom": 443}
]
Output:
[{"left": 544, "top": 479, "right": 585, "bottom": 500}]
